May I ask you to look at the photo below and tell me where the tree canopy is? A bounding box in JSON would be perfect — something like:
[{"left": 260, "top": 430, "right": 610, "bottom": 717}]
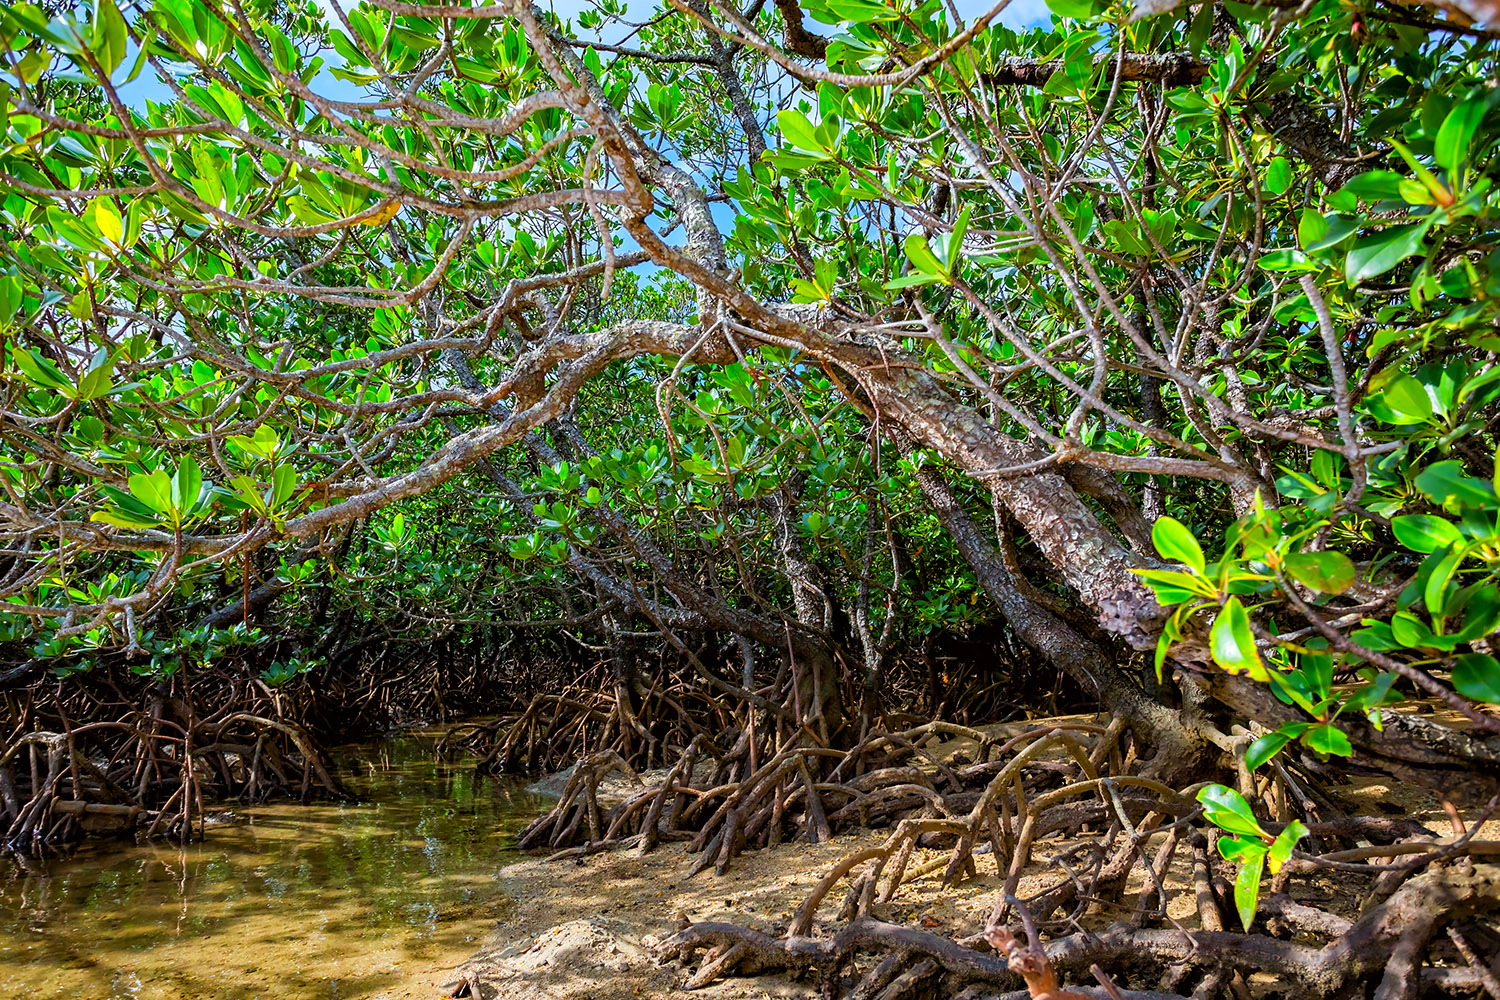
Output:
[{"left": 2, "top": 0, "right": 1500, "bottom": 867}]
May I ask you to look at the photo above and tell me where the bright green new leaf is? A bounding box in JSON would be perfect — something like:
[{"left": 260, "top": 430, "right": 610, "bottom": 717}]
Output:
[
  {"left": 1265, "top": 156, "right": 1292, "bottom": 195},
  {"left": 1151, "top": 516, "right": 1205, "bottom": 574},
  {"left": 777, "top": 109, "right": 826, "bottom": 155},
  {"left": 92, "top": 198, "right": 124, "bottom": 246},
  {"left": 1304, "top": 723, "right": 1353, "bottom": 756},
  {"left": 1134, "top": 568, "right": 1217, "bottom": 601},
  {"left": 1232, "top": 847, "right": 1266, "bottom": 930},
  {"left": 1436, "top": 98, "right": 1489, "bottom": 172},
  {"left": 92, "top": 0, "right": 128, "bottom": 74},
  {"left": 271, "top": 464, "right": 298, "bottom": 507},
  {"left": 902, "top": 233, "right": 951, "bottom": 283},
  {"left": 1197, "top": 784, "right": 1267, "bottom": 838},
  {"left": 229, "top": 425, "right": 281, "bottom": 461},
  {"left": 128, "top": 470, "right": 174, "bottom": 514},
  {"left": 171, "top": 455, "right": 203, "bottom": 514},
  {"left": 1379, "top": 373, "right": 1433, "bottom": 422},
  {"left": 1266, "top": 820, "right": 1307, "bottom": 874},
  {"left": 0, "top": 275, "right": 21, "bottom": 329},
  {"left": 1210, "top": 597, "right": 1268, "bottom": 681},
  {"left": 1045, "top": 0, "right": 1095, "bottom": 17}
]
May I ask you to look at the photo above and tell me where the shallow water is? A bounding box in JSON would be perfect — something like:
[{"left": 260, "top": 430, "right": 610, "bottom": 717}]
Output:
[{"left": 0, "top": 733, "right": 545, "bottom": 1000}]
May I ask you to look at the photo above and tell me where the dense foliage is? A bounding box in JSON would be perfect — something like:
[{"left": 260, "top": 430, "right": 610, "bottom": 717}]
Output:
[{"left": 1, "top": 0, "right": 1499, "bottom": 900}]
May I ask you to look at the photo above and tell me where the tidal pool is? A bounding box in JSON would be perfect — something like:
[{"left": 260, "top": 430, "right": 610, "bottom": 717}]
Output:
[{"left": 0, "top": 733, "right": 545, "bottom": 1000}]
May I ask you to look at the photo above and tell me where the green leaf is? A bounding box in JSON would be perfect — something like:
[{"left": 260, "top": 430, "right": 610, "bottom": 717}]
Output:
[
  {"left": 940, "top": 204, "right": 971, "bottom": 270},
  {"left": 1389, "top": 140, "right": 1452, "bottom": 205},
  {"left": 1304, "top": 213, "right": 1359, "bottom": 252},
  {"left": 1453, "top": 585, "right": 1500, "bottom": 643},
  {"left": 1216, "top": 834, "right": 1262, "bottom": 862},
  {"left": 1345, "top": 224, "right": 1427, "bottom": 283},
  {"left": 1284, "top": 550, "right": 1356, "bottom": 594},
  {"left": 1102, "top": 219, "right": 1151, "bottom": 256},
  {"left": 1416, "top": 461, "right": 1498, "bottom": 509},
  {"left": 777, "top": 109, "right": 827, "bottom": 155},
  {"left": 1196, "top": 784, "right": 1267, "bottom": 839},
  {"left": 1266, "top": 820, "right": 1308, "bottom": 874},
  {"left": 1258, "top": 248, "right": 1314, "bottom": 273},
  {"left": 1391, "top": 515, "right": 1464, "bottom": 554},
  {"left": 1453, "top": 653, "right": 1500, "bottom": 703},
  {"left": 823, "top": 0, "right": 900, "bottom": 21},
  {"left": 0, "top": 275, "right": 22, "bottom": 329},
  {"left": 230, "top": 475, "right": 271, "bottom": 515},
  {"left": 1045, "top": 0, "right": 1095, "bottom": 17},
  {"left": 1151, "top": 516, "right": 1205, "bottom": 574},
  {"left": 1210, "top": 597, "right": 1268, "bottom": 681},
  {"left": 1265, "top": 156, "right": 1292, "bottom": 196},
  {"left": 1245, "top": 722, "right": 1308, "bottom": 771},
  {"left": 884, "top": 272, "right": 945, "bottom": 289},
  {"left": 92, "top": 481, "right": 168, "bottom": 528},
  {"left": 75, "top": 347, "right": 115, "bottom": 400},
  {"left": 229, "top": 425, "right": 280, "bottom": 461},
  {"left": 45, "top": 206, "right": 107, "bottom": 253},
  {"left": 10, "top": 347, "right": 76, "bottom": 395},
  {"left": 1245, "top": 732, "right": 1290, "bottom": 771},
  {"left": 128, "top": 470, "right": 174, "bottom": 514},
  {"left": 92, "top": 0, "right": 128, "bottom": 74},
  {"left": 1232, "top": 846, "right": 1266, "bottom": 930},
  {"left": 1133, "top": 568, "right": 1218, "bottom": 601},
  {"left": 1424, "top": 543, "right": 1467, "bottom": 617},
  {"left": 1436, "top": 98, "right": 1488, "bottom": 172},
  {"left": 91, "top": 508, "right": 166, "bottom": 529},
  {"left": 272, "top": 464, "right": 298, "bottom": 507},
  {"left": 171, "top": 455, "right": 202, "bottom": 513},
  {"left": 1304, "top": 724, "right": 1353, "bottom": 757},
  {"left": 1379, "top": 373, "right": 1434, "bottom": 422},
  {"left": 903, "top": 232, "right": 950, "bottom": 282},
  {"left": 92, "top": 198, "right": 123, "bottom": 246},
  {"left": 1342, "top": 170, "right": 1406, "bottom": 202}
]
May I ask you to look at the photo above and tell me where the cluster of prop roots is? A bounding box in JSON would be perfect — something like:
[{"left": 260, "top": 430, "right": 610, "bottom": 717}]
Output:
[
  {"left": 503, "top": 714, "right": 1500, "bottom": 1000},
  {"left": 2, "top": 666, "right": 344, "bottom": 854},
  {"left": 446, "top": 636, "right": 1083, "bottom": 779}
]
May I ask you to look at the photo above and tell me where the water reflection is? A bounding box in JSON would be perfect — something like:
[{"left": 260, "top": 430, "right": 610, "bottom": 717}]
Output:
[{"left": 0, "top": 735, "right": 544, "bottom": 1000}]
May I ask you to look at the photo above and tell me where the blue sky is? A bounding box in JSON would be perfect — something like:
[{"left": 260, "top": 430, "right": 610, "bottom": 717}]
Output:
[
  {"left": 539, "top": 0, "right": 1052, "bottom": 29},
  {"left": 110, "top": 0, "right": 1052, "bottom": 260},
  {"left": 117, "top": 0, "right": 1054, "bottom": 107}
]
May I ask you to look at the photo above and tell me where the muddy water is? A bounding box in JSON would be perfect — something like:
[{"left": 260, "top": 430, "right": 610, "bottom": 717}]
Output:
[{"left": 0, "top": 734, "right": 545, "bottom": 1000}]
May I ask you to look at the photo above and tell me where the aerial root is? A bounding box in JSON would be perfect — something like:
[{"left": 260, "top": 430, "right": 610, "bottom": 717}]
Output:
[{"left": 521, "top": 718, "right": 1140, "bottom": 885}]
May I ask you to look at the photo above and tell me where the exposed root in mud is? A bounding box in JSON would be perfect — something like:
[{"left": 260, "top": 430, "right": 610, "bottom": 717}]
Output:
[
  {"left": 514, "top": 719, "right": 1155, "bottom": 885},
  {"left": 449, "top": 632, "right": 1083, "bottom": 781},
  {"left": 476, "top": 709, "right": 1500, "bottom": 1000},
  {"left": 2, "top": 667, "right": 345, "bottom": 855},
  {"left": 662, "top": 860, "right": 1500, "bottom": 1000}
]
